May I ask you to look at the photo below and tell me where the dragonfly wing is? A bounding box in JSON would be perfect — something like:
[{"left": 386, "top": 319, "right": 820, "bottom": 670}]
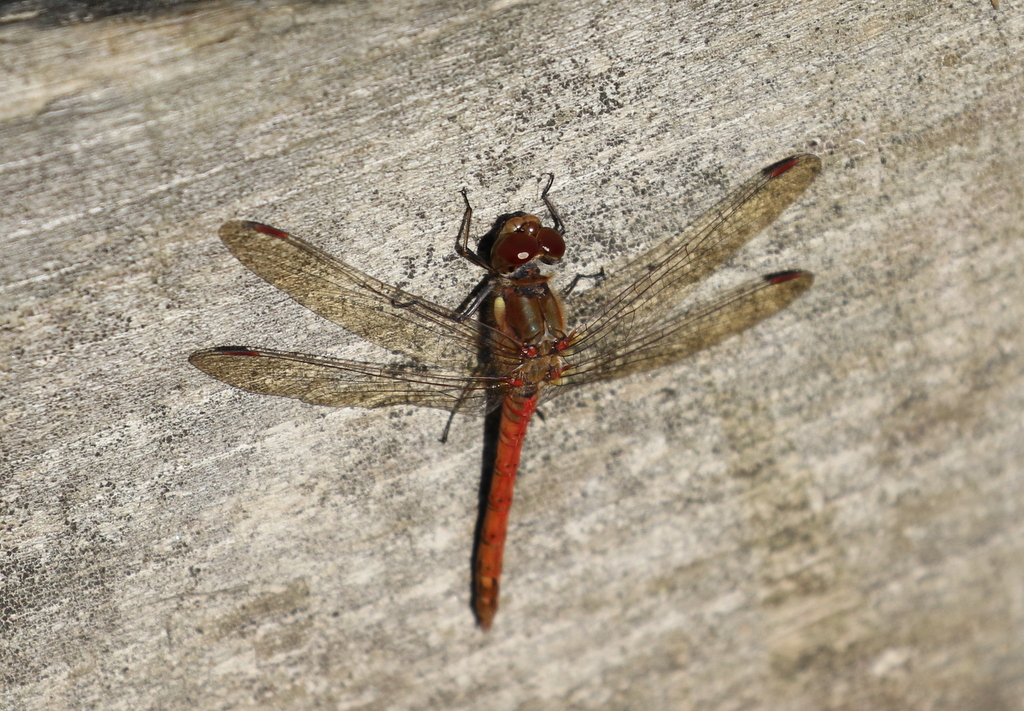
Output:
[
  {"left": 568, "top": 155, "right": 820, "bottom": 358},
  {"left": 189, "top": 347, "right": 499, "bottom": 413},
  {"left": 218, "top": 221, "right": 519, "bottom": 371},
  {"left": 561, "top": 271, "right": 813, "bottom": 384}
]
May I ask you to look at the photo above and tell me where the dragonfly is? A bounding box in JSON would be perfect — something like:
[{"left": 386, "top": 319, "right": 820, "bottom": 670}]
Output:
[{"left": 189, "top": 154, "right": 820, "bottom": 630}]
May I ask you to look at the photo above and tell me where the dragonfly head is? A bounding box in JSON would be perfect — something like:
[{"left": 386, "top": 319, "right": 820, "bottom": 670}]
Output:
[{"left": 489, "top": 213, "right": 565, "bottom": 274}]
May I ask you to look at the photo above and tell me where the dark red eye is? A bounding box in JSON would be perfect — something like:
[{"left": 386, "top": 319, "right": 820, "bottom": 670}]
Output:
[
  {"left": 537, "top": 227, "right": 565, "bottom": 260},
  {"left": 496, "top": 231, "right": 539, "bottom": 267}
]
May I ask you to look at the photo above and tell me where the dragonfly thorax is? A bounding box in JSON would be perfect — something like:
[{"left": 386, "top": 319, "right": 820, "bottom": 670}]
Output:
[{"left": 492, "top": 276, "right": 568, "bottom": 351}]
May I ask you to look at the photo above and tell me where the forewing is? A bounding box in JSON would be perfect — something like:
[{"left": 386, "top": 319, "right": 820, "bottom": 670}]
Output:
[
  {"left": 568, "top": 155, "right": 820, "bottom": 358},
  {"left": 189, "top": 347, "right": 500, "bottom": 413},
  {"left": 217, "top": 221, "right": 519, "bottom": 371},
  {"left": 561, "top": 271, "right": 813, "bottom": 384}
]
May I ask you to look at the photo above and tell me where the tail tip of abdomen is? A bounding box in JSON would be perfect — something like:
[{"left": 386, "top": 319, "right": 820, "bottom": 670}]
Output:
[
  {"left": 475, "top": 598, "right": 498, "bottom": 630},
  {"left": 473, "top": 578, "right": 499, "bottom": 631}
]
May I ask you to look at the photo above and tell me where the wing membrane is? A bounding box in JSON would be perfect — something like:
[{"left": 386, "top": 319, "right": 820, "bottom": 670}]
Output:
[
  {"left": 189, "top": 347, "right": 501, "bottom": 413},
  {"left": 568, "top": 155, "right": 820, "bottom": 359},
  {"left": 561, "top": 271, "right": 813, "bottom": 384},
  {"left": 217, "top": 221, "right": 520, "bottom": 372}
]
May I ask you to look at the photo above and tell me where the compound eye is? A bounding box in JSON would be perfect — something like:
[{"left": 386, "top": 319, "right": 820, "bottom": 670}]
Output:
[
  {"left": 537, "top": 227, "right": 565, "bottom": 260},
  {"left": 495, "top": 230, "right": 539, "bottom": 268}
]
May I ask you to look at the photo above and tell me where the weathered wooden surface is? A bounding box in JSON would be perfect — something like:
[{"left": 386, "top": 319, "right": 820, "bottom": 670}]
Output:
[{"left": 2, "top": 1, "right": 1021, "bottom": 708}]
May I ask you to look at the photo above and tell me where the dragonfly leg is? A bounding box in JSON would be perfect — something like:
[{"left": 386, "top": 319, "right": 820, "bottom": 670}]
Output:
[
  {"left": 539, "top": 173, "right": 565, "bottom": 235},
  {"left": 562, "top": 266, "right": 606, "bottom": 297},
  {"left": 438, "top": 383, "right": 480, "bottom": 443},
  {"left": 451, "top": 279, "right": 494, "bottom": 322},
  {"left": 455, "top": 188, "right": 491, "bottom": 270}
]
